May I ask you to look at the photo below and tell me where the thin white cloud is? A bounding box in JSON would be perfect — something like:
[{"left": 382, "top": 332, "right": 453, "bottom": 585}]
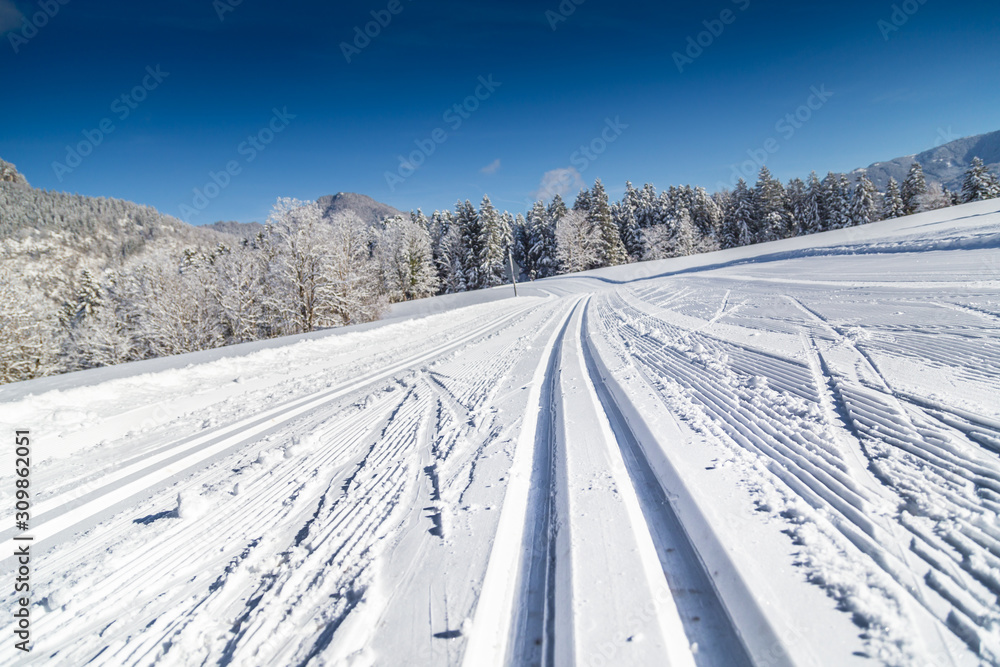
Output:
[
  {"left": 0, "top": 0, "right": 24, "bottom": 34},
  {"left": 531, "top": 167, "right": 585, "bottom": 202},
  {"left": 480, "top": 158, "right": 502, "bottom": 175}
]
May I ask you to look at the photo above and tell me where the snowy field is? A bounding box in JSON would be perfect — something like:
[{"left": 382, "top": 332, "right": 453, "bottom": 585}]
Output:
[{"left": 2, "top": 199, "right": 1000, "bottom": 666}]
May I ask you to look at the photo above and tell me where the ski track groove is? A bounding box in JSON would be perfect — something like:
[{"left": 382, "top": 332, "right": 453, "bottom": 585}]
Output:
[{"left": 597, "top": 283, "right": 1000, "bottom": 664}]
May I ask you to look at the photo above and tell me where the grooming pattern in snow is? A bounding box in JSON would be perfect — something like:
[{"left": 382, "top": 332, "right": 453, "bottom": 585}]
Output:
[{"left": 1, "top": 199, "right": 999, "bottom": 666}]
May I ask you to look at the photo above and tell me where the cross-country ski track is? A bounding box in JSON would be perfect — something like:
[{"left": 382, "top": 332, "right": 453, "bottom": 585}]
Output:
[{"left": 2, "top": 199, "right": 1000, "bottom": 666}]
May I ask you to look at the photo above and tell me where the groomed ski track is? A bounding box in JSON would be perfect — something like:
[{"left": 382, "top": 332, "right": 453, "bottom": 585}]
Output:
[{"left": 2, "top": 200, "right": 1000, "bottom": 666}]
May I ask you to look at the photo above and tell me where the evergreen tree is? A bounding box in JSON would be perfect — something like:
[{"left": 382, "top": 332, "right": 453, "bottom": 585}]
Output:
[
  {"left": 615, "top": 181, "right": 644, "bottom": 259},
  {"left": 690, "top": 186, "right": 723, "bottom": 241},
  {"left": 548, "top": 193, "right": 569, "bottom": 222},
  {"left": 752, "top": 167, "right": 789, "bottom": 243},
  {"left": 849, "top": 175, "right": 879, "bottom": 227},
  {"left": 785, "top": 178, "right": 807, "bottom": 238},
  {"left": 720, "top": 179, "right": 754, "bottom": 249},
  {"left": 902, "top": 161, "right": 927, "bottom": 215},
  {"left": 821, "top": 172, "right": 850, "bottom": 230},
  {"left": 799, "top": 171, "right": 829, "bottom": 234},
  {"left": 437, "top": 222, "right": 467, "bottom": 294},
  {"left": 455, "top": 200, "right": 483, "bottom": 289},
  {"left": 475, "top": 195, "right": 510, "bottom": 288},
  {"left": 881, "top": 178, "right": 905, "bottom": 219},
  {"left": 637, "top": 184, "right": 658, "bottom": 228},
  {"left": 961, "top": 157, "right": 1000, "bottom": 203},
  {"left": 587, "top": 179, "right": 628, "bottom": 268}
]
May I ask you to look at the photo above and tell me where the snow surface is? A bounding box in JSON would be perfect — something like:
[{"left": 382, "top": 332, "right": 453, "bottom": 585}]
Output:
[{"left": 2, "top": 199, "right": 1000, "bottom": 666}]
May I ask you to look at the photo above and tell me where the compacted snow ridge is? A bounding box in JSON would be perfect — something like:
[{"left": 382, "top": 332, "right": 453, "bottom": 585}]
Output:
[{"left": 1, "top": 200, "right": 999, "bottom": 666}]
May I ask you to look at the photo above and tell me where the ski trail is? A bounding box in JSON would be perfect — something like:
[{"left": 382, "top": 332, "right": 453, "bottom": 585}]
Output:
[
  {"left": 461, "top": 297, "right": 581, "bottom": 667},
  {"left": 557, "top": 300, "right": 699, "bottom": 666},
  {"left": 0, "top": 301, "right": 537, "bottom": 557}
]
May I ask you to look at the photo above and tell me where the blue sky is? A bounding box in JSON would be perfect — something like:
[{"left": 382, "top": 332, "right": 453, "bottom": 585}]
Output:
[{"left": 1, "top": 0, "right": 998, "bottom": 223}]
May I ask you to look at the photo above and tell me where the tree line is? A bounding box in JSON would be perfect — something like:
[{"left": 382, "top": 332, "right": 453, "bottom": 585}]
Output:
[{"left": 1, "top": 157, "right": 998, "bottom": 385}]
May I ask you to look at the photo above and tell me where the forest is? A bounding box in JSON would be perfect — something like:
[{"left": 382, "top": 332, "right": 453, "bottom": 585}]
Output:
[{"left": 1, "top": 156, "right": 998, "bottom": 385}]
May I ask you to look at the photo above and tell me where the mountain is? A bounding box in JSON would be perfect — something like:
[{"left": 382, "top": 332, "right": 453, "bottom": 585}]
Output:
[
  {"left": 852, "top": 129, "right": 1000, "bottom": 192},
  {"left": 317, "top": 192, "right": 406, "bottom": 226},
  {"left": 0, "top": 172, "right": 228, "bottom": 304}
]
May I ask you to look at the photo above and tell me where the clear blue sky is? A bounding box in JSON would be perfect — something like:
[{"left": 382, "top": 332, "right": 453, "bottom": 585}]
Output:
[{"left": 1, "top": 0, "right": 998, "bottom": 223}]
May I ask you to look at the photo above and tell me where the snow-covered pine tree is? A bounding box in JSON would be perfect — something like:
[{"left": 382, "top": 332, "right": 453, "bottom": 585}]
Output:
[
  {"left": 881, "top": 178, "right": 905, "bottom": 219},
  {"left": 573, "top": 187, "right": 592, "bottom": 213},
  {"left": 804, "top": 172, "right": 825, "bottom": 233},
  {"left": 720, "top": 178, "right": 754, "bottom": 249},
  {"left": 437, "top": 222, "right": 468, "bottom": 294},
  {"left": 455, "top": 199, "right": 483, "bottom": 289},
  {"left": 752, "top": 167, "right": 789, "bottom": 243},
  {"left": 526, "top": 200, "right": 559, "bottom": 279},
  {"left": 512, "top": 213, "right": 528, "bottom": 279},
  {"left": 785, "top": 178, "right": 807, "bottom": 238},
  {"left": 428, "top": 209, "right": 453, "bottom": 286},
  {"left": 376, "top": 215, "right": 439, "bottom": 302},
  {"left": 548, "top": 193, "right": 569, "bottom": 222},
  {"left": 476, "top": 195, "right": 510, "bottom": 288},
  {"left": 902, "top": 161, "right": 927, "bottom": 215},
  {"left": 587, "top": 179, "right": 628, "bottom": 268},
  {"left": 636, "top": 183, "right": 658, "bottom": 228},
  {"left": 849, "top": 174, "right": 879, "bottom": 227},
  {"left": 820, "top": 172, "right": 850, "bottom": 230},
  {"left": 616, "top": 181, "right": 644, "bottom": 260},
  {"left": 961, "top": 157, "right": 1000, "bottom": 203},
  {"left": 689, "top": 186, "right": 722, "bottom": 241}
]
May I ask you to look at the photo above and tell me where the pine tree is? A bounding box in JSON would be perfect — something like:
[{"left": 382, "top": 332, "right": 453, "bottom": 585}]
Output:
[
  {"left": 882, "top": 178, "right": 905, "bottom": 219},
  {"left": 637, "top": 184, "right": 658, "bottom": 228},
  {"left": 961, "top": 157, "right": 1000, "bottom": 203},
  {"left": 587, "top": 179, "right": 628, "bottom": 268},
  {"left": 455, "top": 200, "right": 482, "bottom": 289},
  {"left": 752, "top": 167, "right": 789, "bottom": 243},
  {"left": 849, "top": 175, "right": 879, "bottom": 227},
  {"left": 476, "top": 195, "right": 510, "bottom": 288},
  {"left": 902, "top": 161, "right": 927, "bottom": 215},
  {"left": 821, "top": 172, "right": 850, "bottom": 230},
  {"left": 615, "top": 181, "right": 644, "bottom": 259},
  {"left": 548, "top": 193, "right": 569, "bottom": 222},
  {"left": 800, "top": 172, "right": 824, "bottom": 234},
  {"left": 689, "top": 186, "right": 723, "bottom": 240},
  {"left": 721, "top": 179, "right": 754, "bottom": 249},
  {"left": 785, "top": 178, "right": 807, "bottom": 238},
  {"left": 437, "top": 222, "right": 467, "bottom": 294}
]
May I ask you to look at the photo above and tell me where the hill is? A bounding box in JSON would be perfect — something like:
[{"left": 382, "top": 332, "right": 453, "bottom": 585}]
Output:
[
  {"left": 852, "top": 129, "right": 1000, "bottom": 191},
  {"left": 0, "top": 175, "right": 229, "bottom": 304},
  {"left": 317, "top": 192, "right": 406, "bottom": 226}
]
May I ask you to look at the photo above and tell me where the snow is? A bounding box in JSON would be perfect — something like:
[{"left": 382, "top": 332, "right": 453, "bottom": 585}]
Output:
[{"left": 1, "top": 199, "right": 1000, "bottom": 665}]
